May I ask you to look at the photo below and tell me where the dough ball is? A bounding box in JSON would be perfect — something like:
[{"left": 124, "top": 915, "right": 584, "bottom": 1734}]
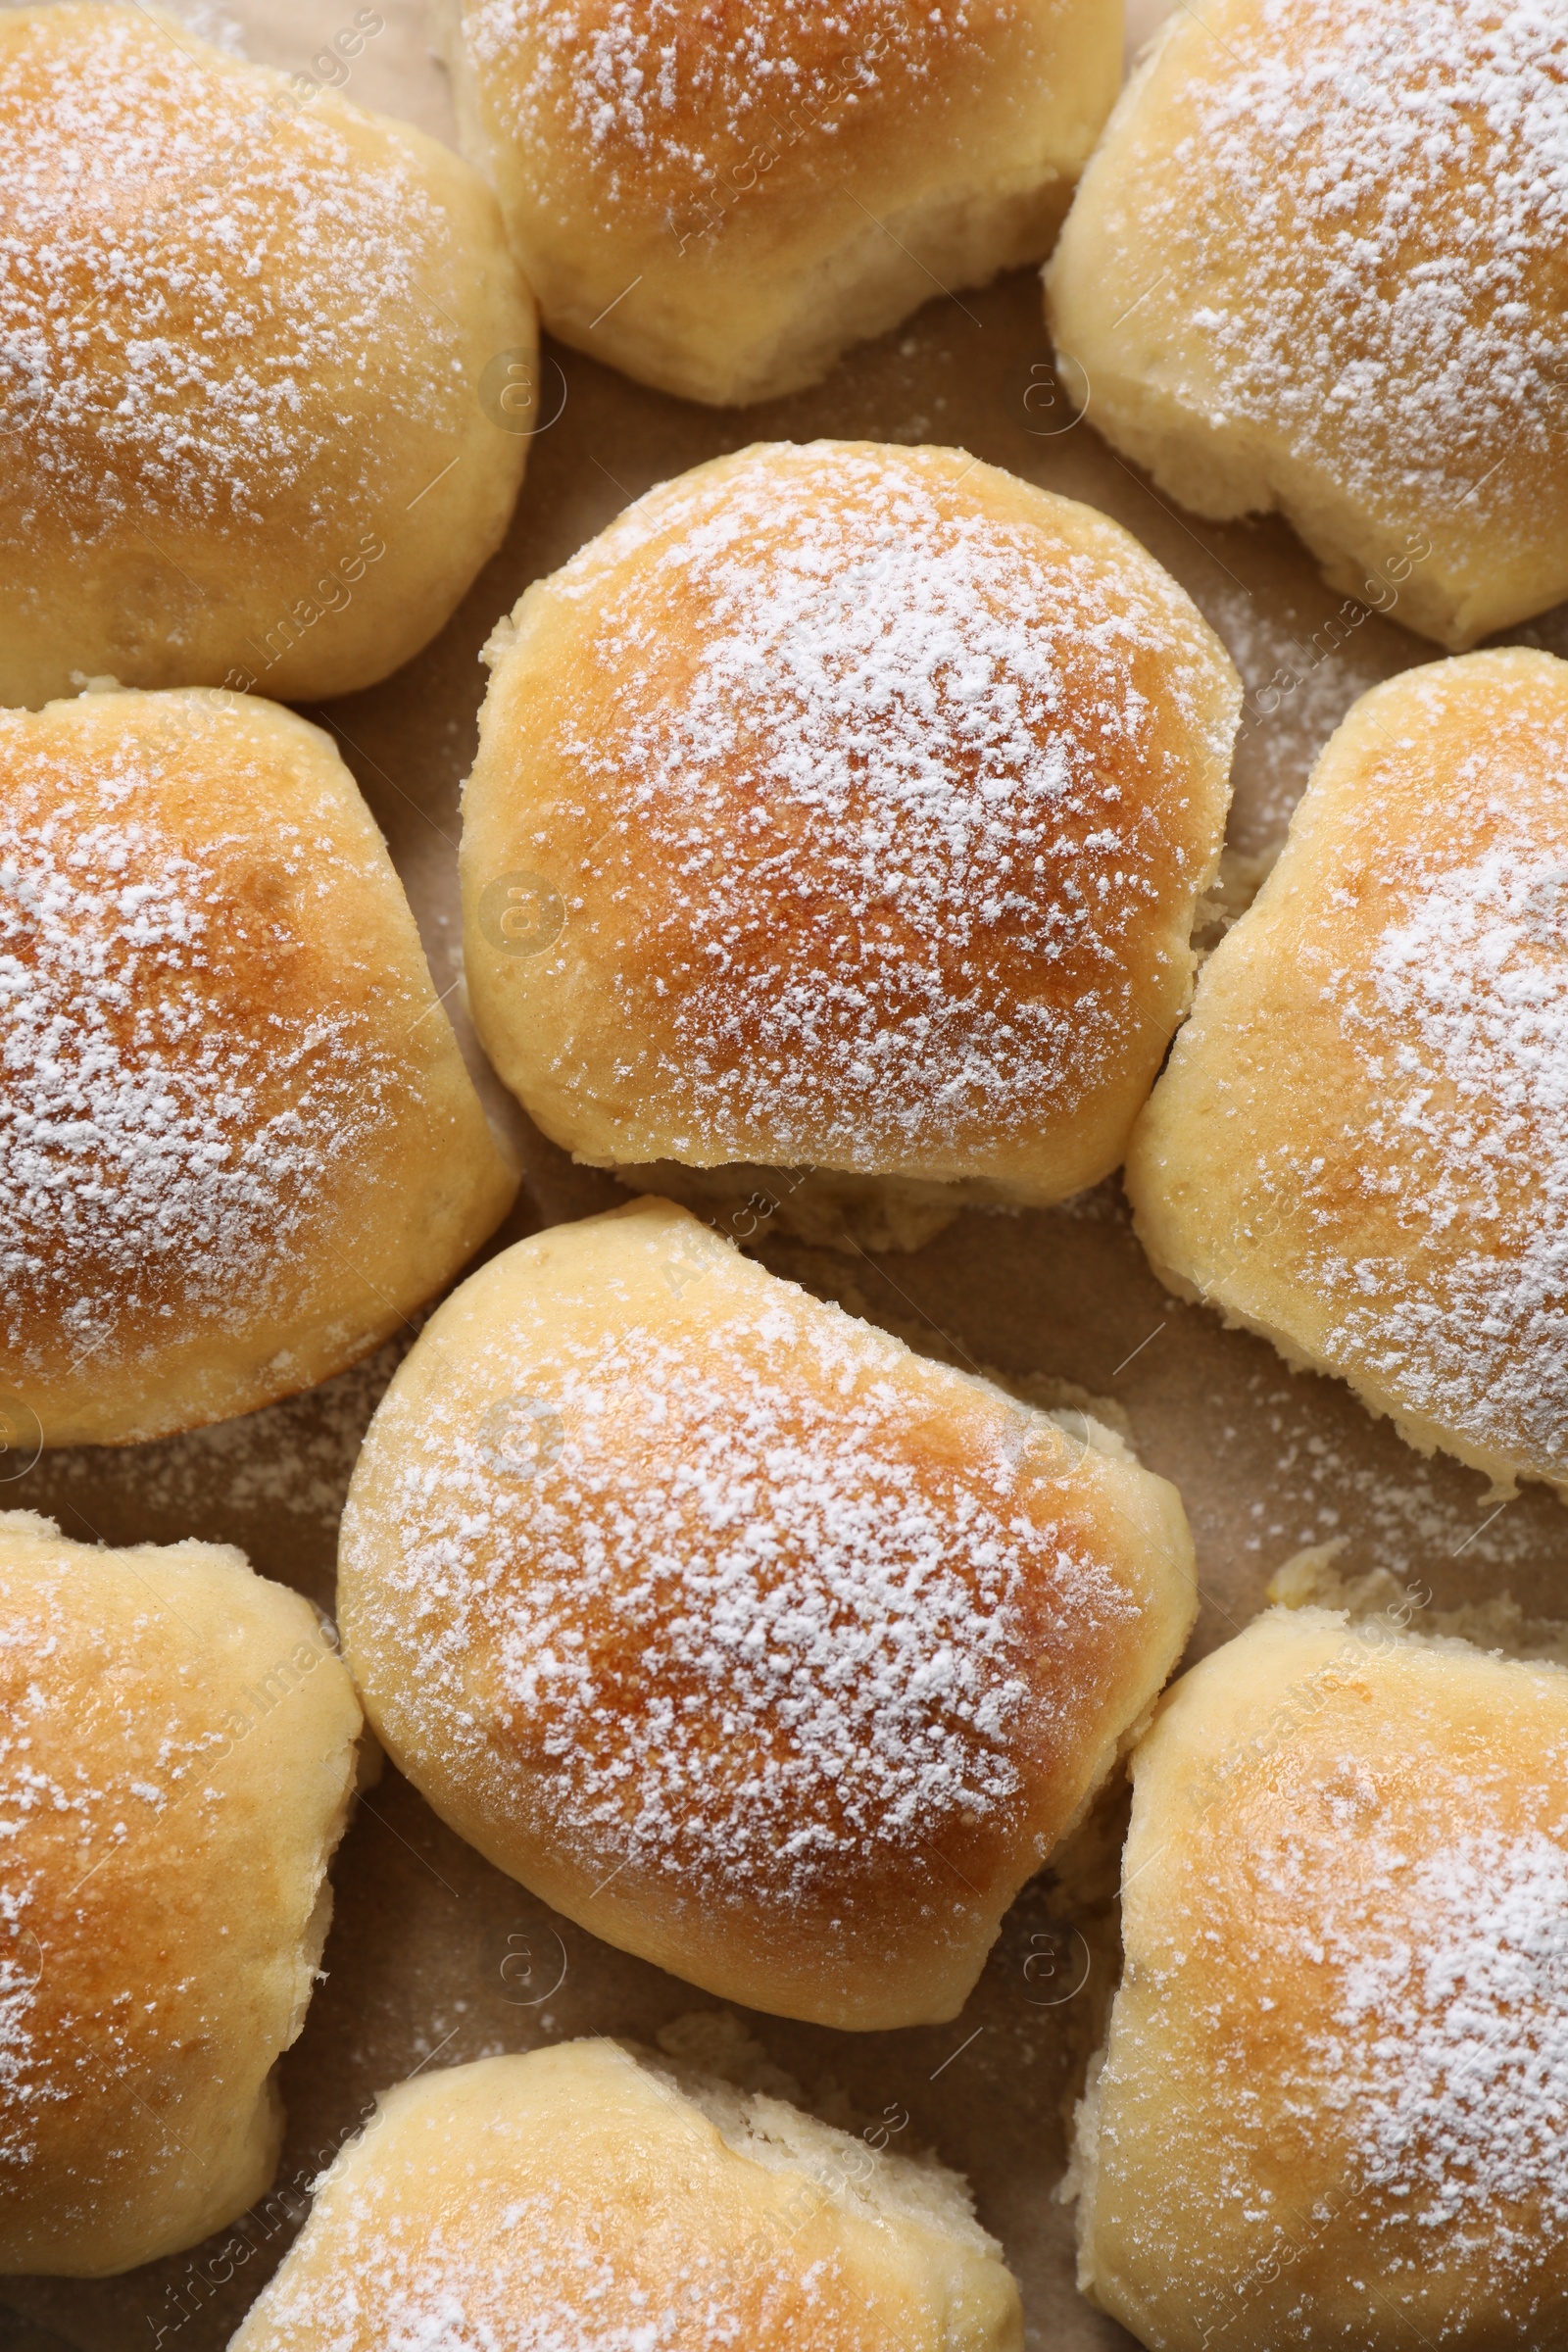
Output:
[
  {"left": 1070, "top": 1601, "right": 1568, "bottom": 2347},
  {"left": 232, "top": 2038, "right": 1024, "bottom": 2351},
  {"left": 0, "top": 2, "right": 535, "bottom": 707},
  {"left": 462, "top": 439, "right": 1239, "bottom": 1249},
  {"left": 1047, "top": 0, "right": 1568, "bottom": 649},
  {"left": 337, "top": 1197, "right": 1198, "bottom": 2030},
  {"left": 0, "top": 1510, "right": 362, "bottom": 2278},
  {"left": 0, "top": 685, "right": 517, "bottom": 1445},
  {"left": 1127, "top": 648, "right": 1568, "bottom": 1495},
  {"left": 440, "top": 0, "right": 1120, "bottom": 405}
]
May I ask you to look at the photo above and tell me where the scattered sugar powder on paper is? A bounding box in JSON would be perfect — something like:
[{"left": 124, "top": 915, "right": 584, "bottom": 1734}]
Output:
[
  {"left": 0, "top": 745, "right": 397, "bottom": 1379},
  {"left": 350, "top": 1300, "right": 1136, "bottom": 1906},
  {"left": 1219, "top": 1355, "right": 1562, "bottom": 1580},
  {"left": 1313, "top": 836, "right": 1568, "bottom": 1472},
  {"left": 536, "top": 448, "right": 1225, "bottom": 1162},
  {"left": 1158, "top": 0, "right": 1568, "bottom": 523},
  {"left": 10, "top": 1339, "right": 411, "bottom": 1557}
]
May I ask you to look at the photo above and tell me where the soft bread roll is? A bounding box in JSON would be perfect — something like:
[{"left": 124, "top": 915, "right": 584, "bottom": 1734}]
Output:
[
  {"left": 1069, "top": 1604, "right": 1568, "bottom": 2348},
  {"left": 462, "top": 440, "right": 1240, "bottom": 1247},
  {"left": 1046, "top": 0, "right": 1568, "bottom": 650},
  {"left": 0, "top": 1511, "right": 362, "bottom": 2278},
  {"left": 0, "top": 3, "right": 534, "bottom": 708},
  {"left": 0, "top": 686, "right": 517, "bottom": 1446},
  {"left": 232, "top": 2039, "right": 1022, "bottom": 2350},
  {"left": 1126, "top": 649, "right": 1568, "bottom": 1495},
  {"left": 437, "top": 0, "right": 1120, "bottom": 407},
  {"left": 337, "top": 1197, "right": 1198, "bottom": 2030}
]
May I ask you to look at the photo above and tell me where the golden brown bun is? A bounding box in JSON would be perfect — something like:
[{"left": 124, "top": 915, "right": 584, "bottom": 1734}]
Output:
[
  {"left": 1046, "top": 0, "right": 1568, "bottom": 649},
  {"left": 337, "top": 1197, "right": 1198, "bottom": 2030},
  {"left": 233, "top": 2039, "right": 1023, "bottom": 2350},
  {"left": 0, "top": 3, "right": 534, "bottom": 708},
  {"left": 0, "top": 1510, "right": 362, "bottom": 2278},
  {"left": 0, "top": 686, "right": 517, "bottom": 1446},
  {"left": 462, "top": 440, "right": 1240, "bottom": 1227},
  {"left": 438, "top": 0, "right": 1119, "bottom": 407},
  {"left": 1070, "top": 1606, "right": 1568, "bottom": 2348},
  {"left": 1126, "top": 649, "right": 1568, "bottom": 1495}
]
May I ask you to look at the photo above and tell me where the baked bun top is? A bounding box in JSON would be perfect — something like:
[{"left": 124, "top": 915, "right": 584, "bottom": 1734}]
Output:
[
  {"left": 0, "top": 2, "right": 532, "bottom": 705},
  {"left": 463, "top": 0, "right": 1055, "bottom": 232},
  {"left": 337, "top": 1198, "right": 1198, "bottom": 2030},
  {"left": 233, "top": 2040, "right": 1023, "bottom": 2351},
  {"left": 1047, "top": 0, "right": 1568, "bottom": 648},
  {"left": 1074, "top": 1605, "right": 1568, "bottom": 2348},
  {"left": 1128, "top": 647, "right": 1568, "bottom": 1495},
  {"left": 0, "top": 687, "right": 515, "bottom": 1446},
  {"left": 0, "top": 1510, "right": 362, "bottom": 2278},
  {"left": 446, "top": 0, "right": 1117, "bottom": 405},
  {"left": 463, "top": 440, "right": 1240, "bottom": 1200}
]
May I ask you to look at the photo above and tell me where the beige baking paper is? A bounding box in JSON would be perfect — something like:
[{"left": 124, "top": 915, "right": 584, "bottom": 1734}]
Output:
[{"left": 4, "top": 3, "right": 1567, "bottom": 2347}]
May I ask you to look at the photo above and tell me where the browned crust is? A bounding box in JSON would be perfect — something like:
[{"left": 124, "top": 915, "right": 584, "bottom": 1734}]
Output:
[
  {"left": 1079, "top": 1610, "right": 1568, "bottom": 2346},
  {"left": 1128, "top": 648, "right": 1568, "bottom": 1492},
  {"left": 0, "top": 4, "right": 533, "bottom": 703},
  {"left": 0, "top": 689, "right": 516, "bottom": 1445},
  {"left": 0, "top": 1515, "right": 362, "bottom": 2277},
  {"left": 338, "top": 1199, "right": 1198, "bottom": 2030},
  {"left": 462, "top": 440, "right": 1239, "bottom": 1200}
]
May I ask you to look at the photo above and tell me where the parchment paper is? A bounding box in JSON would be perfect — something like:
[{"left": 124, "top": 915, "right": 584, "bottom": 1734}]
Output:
[{"left": 5, "top": 3, "right": 1567, "bottom": 2345}]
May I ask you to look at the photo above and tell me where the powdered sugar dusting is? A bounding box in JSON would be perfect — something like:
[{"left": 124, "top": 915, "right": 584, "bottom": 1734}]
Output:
[
  {"left": 1327, "top": 1827, "right": 1568, "bottom": 2244},
  {"left": 344, "top": 1286, "right": 1138, "bottom": 1909},
  {"left": 1240, "top": 1771, "right": 1568, "bottom": 2295},
  {"left": 522, "top": 445, "right": 1230, "bottom": 1167},
  {"left": 247, "top": 2191, "right": 850, "bottom": 2349},
  {"left": 10, "top": 1339, "right": 409, "bottom": 1580},
  {"left": 1315, "top": 831, "right": 1568, "bottom": 1475},
  {"left": 0, "top": 729, "right": 398, "bottom": 1384},
  {"left": 1133, "top": 1658, "right": 1568, "bottom": 2325},
  {"left": 1158, "top": 0, "right": 1568, "bottom": 524},
  {"left": 466, "top": 0, "right": 972, "bottom": 220},
  {"left": 0, "top": 6, "right": 451, "bottom": 542},
  {"left": 0, "top": 1899, "right": 52, "bottom": 2175}
]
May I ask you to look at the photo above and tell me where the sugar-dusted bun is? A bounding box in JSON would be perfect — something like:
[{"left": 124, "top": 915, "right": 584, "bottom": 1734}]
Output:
[
  {"left": 1069, "top": 1603, "right": 1568, "bottom": 2348},
  {"left": 0, "top": 4, "right": 535, "bottom": 709},
  {"left": 338, "top": 1197, "right": 1198, "bottom": 2030},
  {"left": 1046, "top": 0, "right": 1568, "bottom": 650},
  {"left": 437, "top": 0, "right": 1119, "bottom": 407},
  {"left": 0, "top": 686, "right": 517, "bottom": 1446},
  {"left": 0, "top": 1510, "right": 361, "bottom": 2278},
  {"left": 233, "top": 2039, "right": 1022, "bottom": 2350},
  {"left": 1126, "top": 649, "right": 1568, "bottom": 1496},
  {"left": 462, "top": 440, "right": 1240, "bottom": 1246}
]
